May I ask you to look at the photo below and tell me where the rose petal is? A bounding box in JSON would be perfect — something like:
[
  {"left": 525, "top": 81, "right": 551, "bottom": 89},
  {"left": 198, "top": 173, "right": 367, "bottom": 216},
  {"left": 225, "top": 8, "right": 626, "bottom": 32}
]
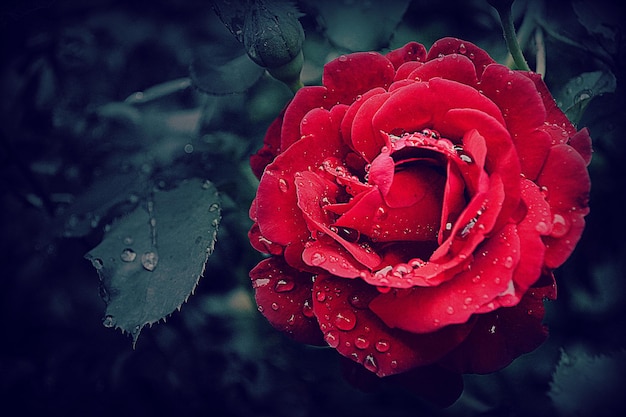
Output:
[
  {"left": 479, "top": 64, "right": 552, "bottom": 179},
  {"left": 522, "top": 72, "right": 577, "bottom": 137},
  {"left": 312, "top": 275, "right": 474, "bottom": 377},
  {"left": 323, "top": 51, "right": 395, "bottom": 104},
  {"left": 440, "top": 274, "right": 556, "bottom": 374},
  {"left": 301, "top": 239, "right": 363, "bottom": 278},
  {"left": 369, "top": 224, "right": 520, "bottom": 333},
  {"left": 256, "top": 107, "right": 350, "bottom": 246},
  {"left": 280, "top": 86, "right": 330, "bottom": 151},
  {"left": 373, "top": 78, "right": 505, "bottom": 140},
  {"left": 394, "top": 61, "right": 423, "bottom": 81},
  {"left": 569, "top": 127, "right": 593, "bottom": 166},
  {"left": 408, "top": 53, "right": 479, "bottom": 87},
  {"left": 250, "top": 112, "right": 283, "bottom": 178},
  {"left": 385, "top": 41, "right": 427, "bottom": 69},
  {"left": 537, "top": 144, "right": 590, "bottom": 267},
  {"left": 340, "top": 87, "right": 387, "bottom": 155},
  {"left": 427, "top": 37, "right": 495, "bottom": 78},
  {"left": 250, "top": 257, "right": 324, "bottom": 345},
  {"left": 350, "top": 92, "right": 392, "bottom": 161}
]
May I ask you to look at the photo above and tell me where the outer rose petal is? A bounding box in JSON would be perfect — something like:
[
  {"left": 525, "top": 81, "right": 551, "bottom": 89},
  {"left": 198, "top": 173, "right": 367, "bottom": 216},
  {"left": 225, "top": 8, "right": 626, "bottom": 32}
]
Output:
[
  {"left": 385, "top": 41, "right": 427, "bottom": 69},
  {"left": 427, "top": 37, "right": 495, "bottom": 78},
  {"left": 250, "top": 257, "right": 324, "bottom": 345},
  {"left": 479, "top": 64, "right": 552, "bottom": 180},
  {"left": 441, "top": 274, "right": 557, "bottom": 374},
  {"left": 312, "top": 275, "right": 474, "bottom": 377},
  {"left": 408, "top": 53, "right": 479, "bottom": 87},
  {"left": 280, "top": 86, "right": 330, "bottom": 151},
  {"left": 537, "top": 144, "right": 591, "bottom": 268},
  {"left": 323, "top": 51, "right": 395, "bottom": 104},
  {"left": 522, "top": 72, "right": 577, "bottom": 137}
]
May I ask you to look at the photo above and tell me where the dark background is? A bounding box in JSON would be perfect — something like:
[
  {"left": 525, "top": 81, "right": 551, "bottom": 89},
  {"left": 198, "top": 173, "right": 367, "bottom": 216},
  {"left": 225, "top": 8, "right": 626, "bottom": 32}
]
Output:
[{"left": 1, "top": 0, "right": 625, "bottom": 416}]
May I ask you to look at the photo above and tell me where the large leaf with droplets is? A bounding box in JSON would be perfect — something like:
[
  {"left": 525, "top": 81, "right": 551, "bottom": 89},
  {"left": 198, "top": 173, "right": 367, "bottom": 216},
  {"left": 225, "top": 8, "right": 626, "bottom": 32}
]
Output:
[
  {"left": 85, "top": 178, "right": 221, "bottom": 344},
  {"left": 557, "top": 71, "right": 616, "bottom": 125}
]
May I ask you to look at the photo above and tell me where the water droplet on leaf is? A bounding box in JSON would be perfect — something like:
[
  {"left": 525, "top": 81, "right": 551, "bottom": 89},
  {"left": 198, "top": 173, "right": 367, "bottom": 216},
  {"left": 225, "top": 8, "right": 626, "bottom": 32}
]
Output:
[
  {"left": 141, "top": 251, "right": 159, "bottom": 271},
  {"left": 120, "top": 248, "right": 136, "bottom": 262}
]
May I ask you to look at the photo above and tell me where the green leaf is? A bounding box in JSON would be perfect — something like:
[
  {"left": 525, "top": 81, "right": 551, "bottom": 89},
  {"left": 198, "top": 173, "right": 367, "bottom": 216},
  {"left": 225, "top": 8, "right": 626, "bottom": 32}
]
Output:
[
  {"left": 85, "top": 178, "right": 221, "bottom": 345},
  {"left": 549, "top": 348, "right": 626, "bottom": 417},
  {"left": 557, "top": 70, "right": 616, "bottom": 125}
]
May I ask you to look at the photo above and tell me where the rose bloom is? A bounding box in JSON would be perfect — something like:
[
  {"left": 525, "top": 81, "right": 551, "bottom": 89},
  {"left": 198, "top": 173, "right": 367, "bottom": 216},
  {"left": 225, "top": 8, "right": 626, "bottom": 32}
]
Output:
[{"left": 248, "top": 38, "right": 591, "bottom": 404}]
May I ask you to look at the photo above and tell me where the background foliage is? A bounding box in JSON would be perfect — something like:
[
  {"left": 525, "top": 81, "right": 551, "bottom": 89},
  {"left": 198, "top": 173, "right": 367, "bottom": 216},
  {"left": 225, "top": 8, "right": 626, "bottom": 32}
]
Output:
[{"left": 1, "top": 0, "right": 625, "bottom": 416}]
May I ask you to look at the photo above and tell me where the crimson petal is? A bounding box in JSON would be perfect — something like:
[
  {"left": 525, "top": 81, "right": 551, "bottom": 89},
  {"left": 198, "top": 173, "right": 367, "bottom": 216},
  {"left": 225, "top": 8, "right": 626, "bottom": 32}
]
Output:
[{"left": 250, "top": 257, "right": 324, "bottom": 345}]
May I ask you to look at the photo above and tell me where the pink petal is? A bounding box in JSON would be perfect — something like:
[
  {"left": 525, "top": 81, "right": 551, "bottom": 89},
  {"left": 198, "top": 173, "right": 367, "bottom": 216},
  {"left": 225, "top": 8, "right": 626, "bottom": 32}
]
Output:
[
  {"left": 427, "top": 37, "right": 495, "bottom": 78},
  {"left": 440, "top": 274, "right": 556, "bottom": 374},
  {"left": 250, "top": 257, "right": 324, "bottom": 345},
  {"left": 369, "top": 224, "right": 520, "bottom": 333},
  {"left": 312, "top": 275, "right": 474, "bottom": 377},
  {"left": 385, "top": 41, "right": 427, "bottom": 69},
  {"left": 323, "top": 51, "right": 396, "bottom": 104}
]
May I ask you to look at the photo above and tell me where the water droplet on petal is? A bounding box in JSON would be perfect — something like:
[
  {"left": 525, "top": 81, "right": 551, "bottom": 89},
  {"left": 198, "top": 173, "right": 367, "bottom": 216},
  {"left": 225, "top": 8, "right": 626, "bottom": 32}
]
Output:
[
  {"left": 503, "top": 256, "right": 514, "bottom": 269},
  {"left": 375, "top": 339, "right": 390, "bottom": 353},
  {"left": 338, "top": 55, "right": 348, "bottom": 62},
  {"left": 363, "top": 354, "right": 378, "bottom": 372},
  {"left": 355, "top": 335, "right": 370, "bottom": 350},
  {"left": 310, "top": 252, "right": 326, "bottom": 266},
  {"left": 349, "top": 293, "right": 368, "bottom": 309},
  {"left": 551, "top": 213, "right": 570, "bottom": 238},
  {"left": 464, "top": 297, "right": 473, "bottom": 305},
  {"left": 271, "top": 302, "right": 279, "bottom": 311},
  {"left": 278, "top": 178, "right": 289, "bottom": 193},
  {"left": 334, "top": 309, "right": 357, "bottom": 331},
  {"left": 315, "top": 290, "right": 326, "bottom": 302},
  {"left": 336, "top": 226, "right": 360, "bottom": 243},
  {"left": 446, "top": 306, "right": 455, "bottom": 315},
  {"left": 458, "top": 43, "right": 467, "bottom": 54},
  {"left": 302, "top": 299, "right": 315, "bottom": 317},
  {"left": 275, "top": 279, "right": 295, "bottom": 293},
  {"left": 535, "top": 221, "right": 549, "bottom": 234},
  {"left": 325, "top": 330, "right": 340, "bottom": 348},
  {"left": 141, "top": 251, "right": 159, "bottom": 271},
  {"left": 120, "top": 248, "right": 136, "bottom": 262}
]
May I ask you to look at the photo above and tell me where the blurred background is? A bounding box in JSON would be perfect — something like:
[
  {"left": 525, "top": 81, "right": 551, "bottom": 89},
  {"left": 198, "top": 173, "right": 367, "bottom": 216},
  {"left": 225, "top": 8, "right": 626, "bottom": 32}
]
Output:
[{"left": 1, "top": 0, "right": 624, "bottom": 416}]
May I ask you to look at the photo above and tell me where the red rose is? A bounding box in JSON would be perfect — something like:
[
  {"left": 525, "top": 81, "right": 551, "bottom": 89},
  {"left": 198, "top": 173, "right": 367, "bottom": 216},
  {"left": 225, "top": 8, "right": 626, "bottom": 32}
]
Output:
[{"left": 248, "top": 38, "right": 591, "bottom": 402}]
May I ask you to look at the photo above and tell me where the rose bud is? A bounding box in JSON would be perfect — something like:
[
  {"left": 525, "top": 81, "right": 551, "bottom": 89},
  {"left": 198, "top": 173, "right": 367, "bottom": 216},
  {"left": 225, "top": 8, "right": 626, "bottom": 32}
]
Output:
[{"left": 243, "top": 0, "right": 304, "bottom": 87}]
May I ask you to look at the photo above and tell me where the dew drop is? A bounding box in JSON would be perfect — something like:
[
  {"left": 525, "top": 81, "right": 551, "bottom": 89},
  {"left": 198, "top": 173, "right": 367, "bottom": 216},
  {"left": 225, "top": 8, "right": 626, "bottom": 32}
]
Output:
[
  {"left": 287, "top": 314, "right": 296, "bottom": 325},
  {"left": 209, "top": 202, "right": 220, "bottom": 212},
  {"left": 458, "top": 43, "right": 467, "bottom": 54},
  {"left": 349, "top": 293, "right": 368, "bottom": 309},
  {"left": 375, "top": 339, "right": 390, "bottom": 353},
  {"left": 363, "top": 354, "right": 378, "bottom": 372},
  {"left": 102, "top": 315, "right": 115, "bottom": 328},
  {"left": 271, "top": 302, "right": 279, "bottom": 311},
  {"left": 141, "top": 251, "right": 159, "bottom": 271},
  {"left": 120, "top": 248, "right": 136, "bottom": 262},
  {"left": 310, "top": 252, "right": 326, "bottom": 266},
  {"left": 390, "top": 360, "right": 398, "bottom": 369},
  {"left": 535, "top": 221, "right": 550, "bottom": 234},
  {"left": 503, "top": 256, "right": 514, "bottom": 269},
  {"left": 316, "top": 290, "right": 326, "bottom": 302},
  {"left": 446, "top": 306, "right": 455, "bottom": 315},
  {"left": 551, "top": 213, "right": 570, "bottom": 238},
  {"left": 278, "top": 178, "right": 289, "bottom": 193},
  {"left": 275, "top": 279, "right": 295, "bottom": 293},
  {"left": 464, "top": 297, "right": 473, "bottom": 305},
  {"left": 355, "top": 335, "right": 370, "bottom": 350},
  {"left": 336, "top": 226, "right": 360, "bottom": 243},
  {"left": 325, "top": 330, "right": 340, "bottom": 348},
  {"left": 334, "top": 309, "right": 357, "bottom": 331},
  {"left": 302, "top": 299, "right": 315, "bottom": 318},
  {"left": 338, "top": 55, "right": 348, "bottom": 62},
  {"left": 123, "top": 236, "right": 134, "bottom": 245}
]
